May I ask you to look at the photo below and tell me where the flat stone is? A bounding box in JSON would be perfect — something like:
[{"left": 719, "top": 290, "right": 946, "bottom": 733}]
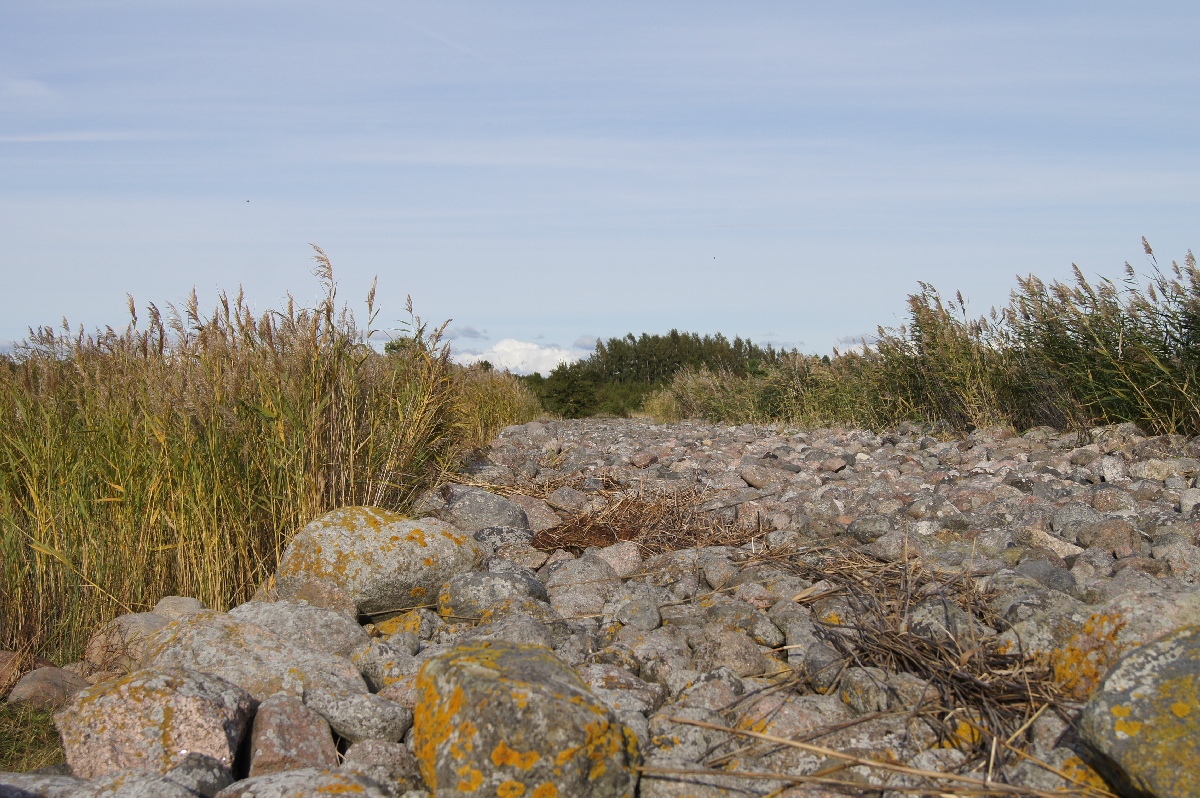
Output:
[
  {"left": 151, "top": 596, "right": 207, "bottom": 622},
  {"left": 441, "top": 485, "right": 531, "bottom": 532},
  {"left": 473, "top": 525, "right": 534, "bottom": 548},
  {"left": 341, "top": 739, "right": 424, "bottom": 792},
  {"left": 228, "top": 600, "right": 370, "bottom": 657},
  {"left": 739, "top": 463, "right": 780, "bottom": 489},
  {"left": 54, "top": 667, "right": 255, "bottom": 780},
  {"left": 272, "top": 577, "right": 357, "bottom": 619},
  {"left": 211, "top": 768, "right": 394, "bottom": 798},
  {"left": 506, "top": 494, "right": 561, "bottom": 533},
  {"left": 0, "top": 773, "right": 94, "bottom": 797},
  {"left": 437, "top": 571, "right": 548, "bottom": 621},
  {"left": 85, "top": 753, "right": 234, "bottom": 798},
  {"left": 689, "top": 629, "right": 768, "bottom": 678},
  {"left": 590, "top": 540, "right": 643, "bottom": 578},
  {"left": 143, "top": 611, "right": 367, "bottom": 701}
]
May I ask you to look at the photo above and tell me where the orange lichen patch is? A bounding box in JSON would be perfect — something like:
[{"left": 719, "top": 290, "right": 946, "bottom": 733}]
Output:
[
  {"left": 455, "top": 764, "right": 483, "bottom": 791},
  {"left": 375, "top": 611, "right": 422, "bottom": 637},
  {"left": 412, "top": 674, "right": 466, "bottom": 790},
  {"left": 532, "top": 783, "right": 558, "bottom": 798},
  {"left": 735, "top": 712, "right": 770, "bottom": 734},
  {"left": 1172, "top": 701, "right": 1192, "bottom": 718},
  {"left": 1059, "top": 755, "right": 1108, "bottom": 790},
  {"left": 492, "top": 740, "right": 540, "bottom": 770},
  {"left": 315, "top": 783, "right": 367, "bottom": 794},
  {"left": 406, "top": 528, "right": 429, "bottom": 547},
  {"left": 1051, "top": 613, "right": 1129, "bottom": 700},
  {"left": 582, "top": 718, "right": 624, "bottom": 781},
  {"left": 441, "top": 528, "right": 468, "bottom": 545},
  {"left": 1114, "top": 717, "right": 1143, "bottom": 736},
  {"left": 497, "top": 781, "right": 527, "bottom": 798},
  {"left": 822, "top": 611, "right": 842, "bottom": 625},
  {"left": 424, "top": 557, "right": 435, "bottom": 567},
  {"left": 940, "top": 714, "right": 984, "bottom": 749},
  {"left": 410, "top": 586, "right": 427, "bottom": 598},
  {"left": 555, "top": 746, "right": 580, "bottom": 766}
]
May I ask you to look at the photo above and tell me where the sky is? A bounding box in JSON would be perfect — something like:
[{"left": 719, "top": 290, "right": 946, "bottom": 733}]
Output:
[{"left": 3, "top": 2, "right": 1199, "bottom": 372}]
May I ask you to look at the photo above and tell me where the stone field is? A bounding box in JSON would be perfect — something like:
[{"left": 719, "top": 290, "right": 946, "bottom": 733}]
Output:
[{"left": 5, "top": 417, "right": 1200, "bottom": 797}]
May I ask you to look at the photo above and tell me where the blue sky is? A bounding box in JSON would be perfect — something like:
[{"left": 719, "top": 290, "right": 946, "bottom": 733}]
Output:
[{"left": 3, "top": 2, "right": 1199, "bottom": 371}]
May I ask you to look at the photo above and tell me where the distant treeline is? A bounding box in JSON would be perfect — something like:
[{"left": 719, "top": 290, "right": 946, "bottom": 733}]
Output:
[
  {"left": 521, "top": 330, "right": 797, "bottom": 417},
  {"left": 522, "top": 240, "right": 1200, "bottom": 437}
]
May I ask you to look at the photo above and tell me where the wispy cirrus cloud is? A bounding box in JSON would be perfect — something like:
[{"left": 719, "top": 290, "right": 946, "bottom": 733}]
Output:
[
  {"left": 572, "top": 335, "right": 598, "bottom": 350},
  {"left": 0, "top": 131, "right": 178, "bottom": 144},
  {"left": 1, "top": 78, "right": 55, "bottom": 99},
  {"left": 443, "top": 325, "right": 489, "bottom": 341}
]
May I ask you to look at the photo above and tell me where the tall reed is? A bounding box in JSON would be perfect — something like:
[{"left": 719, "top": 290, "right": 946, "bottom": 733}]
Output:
[
  {"left": 0, "top": 248, "right": 483, "bottom": 664},
  {"left": 649, "top": 242, "right": 1200, "bottom": 437}
]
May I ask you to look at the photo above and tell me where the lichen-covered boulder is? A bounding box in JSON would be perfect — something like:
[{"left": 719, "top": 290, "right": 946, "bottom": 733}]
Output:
[
  {"left": 142, "top": 611, "right": 366, "bottom": 701},
  {"left": 275, "top": 506, "right": 484, "bottom": 615},
  {"left": 1051, "top": 590, "right": 1200, "bottom": 699},
  {"left": 53, "top": 668, "right": 255, "bottom": 780},
  {"left": 413, "top": 639, "right": 639, "bottom": 797},
  {"left": 1079, "top": 625, "right": 1200, "bottom": 798},
  {"left": 437, "top": 571, "right": 549, "bottom": 620}
]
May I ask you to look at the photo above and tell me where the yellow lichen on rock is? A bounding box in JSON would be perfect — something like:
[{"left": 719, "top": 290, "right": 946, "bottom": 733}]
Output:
[
  {"left": 1080, "top": 625, "right": 1200, "bottom": 798},
  {"left": 1051, "top": 612, "right": 1129, "bottom": 699},
  {"left": 411, "top": 639, "right": 638, "bottom": 797},
  {"left": 275, "top": 506, "right": 482, "bottom": 616}
]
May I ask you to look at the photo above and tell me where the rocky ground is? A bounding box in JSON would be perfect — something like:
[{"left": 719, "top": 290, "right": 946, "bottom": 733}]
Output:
[{"left": 5, "top": 418, "right": 1200, "bottom": 797}]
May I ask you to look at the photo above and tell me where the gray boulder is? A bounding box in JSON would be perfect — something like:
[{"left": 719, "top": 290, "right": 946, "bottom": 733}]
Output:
[
  {"left": 228, "top": 600, "right": 370, "bottom": 658},
  {"left": 6, "top": 667, "right": 89, "bottom": 711},
  {"left": 303, "top": 687, "right": 413, "bottom": 743},
  {"left": 440, "top": 485, "right": 530, "bottom": 532},
  {"left": 142, "top": 611, "right": 367, "bottom": 701}
]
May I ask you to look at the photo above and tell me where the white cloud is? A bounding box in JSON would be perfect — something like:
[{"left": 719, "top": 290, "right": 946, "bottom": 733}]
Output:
[{"left": 454, "top": 339, "right": 584, "bottom": 375}]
